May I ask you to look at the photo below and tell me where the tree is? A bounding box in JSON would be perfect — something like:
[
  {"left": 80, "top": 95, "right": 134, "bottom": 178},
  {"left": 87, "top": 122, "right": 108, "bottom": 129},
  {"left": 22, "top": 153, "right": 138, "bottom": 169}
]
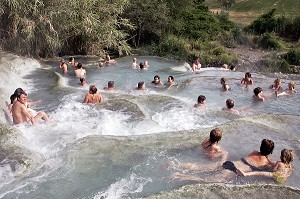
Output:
[
  {"left": 219, "top": 0, "right": 236, "bottom": 11},
  {"left": 123, "top": 0, "right": 169, "bottom": 47}
]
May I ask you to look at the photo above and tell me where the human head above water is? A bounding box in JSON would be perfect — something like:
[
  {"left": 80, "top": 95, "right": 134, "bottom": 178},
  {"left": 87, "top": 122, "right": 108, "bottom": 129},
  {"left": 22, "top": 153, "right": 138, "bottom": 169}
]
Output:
[
  {"left": 137, "top": 81, "right": 145, "bottom": 89},
  {"left": 245, "top": 72, "right": 251, "bottom": 78},
  {"left": 139, "top": 63, "right": 144, "bottom": 69},
  {"left": 253, "top": 87, "right": 262, "bottom": 96},
  {"left": 280, "top": 149, "right": 294, "bottom": 164},
  {"left": 226, "top": 99, "right": 234, "bottom": 109},
  {"left": 274, "top": 78, "right": 281, "bottom": 85},
  {"left": 168, "top": 76, "right": 174, "bottom": 82},
  {"left": 260, "top": 139, "right": 274, "bottom": 156},
  {"left": 89, "top": 85, "right": 98, "bottom": 94},
  {"left": 77, "top": 63, "right": 83, "bottom": 69},
  {"left": 154, "top": 75, "right": 160, "bottom": 80},
  {"left": 209, "top": 128, "right": 222, "bottom": 144},
  {"left": 108, "top": 81, "right": 114, "bottom": 88},
  {"left": 197, "top": 95, "right": 206, "bottom": 103},
  {"left": 221, "top": 77, "right": 227, "bottom": 84},
  {"left": 230, "top": 65, "right": 236, "bottom": 71},
  {"left": 288, "top": 81, "right": 295, "bottom": 90}
]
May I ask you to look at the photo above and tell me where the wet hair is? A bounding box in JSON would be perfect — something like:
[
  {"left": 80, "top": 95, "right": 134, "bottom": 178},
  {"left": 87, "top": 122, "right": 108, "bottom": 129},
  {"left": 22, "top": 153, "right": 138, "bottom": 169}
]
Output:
[
  {"left": 221, "top": 77, "right": 227, "bottom": 84},
  {"left": 89, "top": 85, "right": 98, "bottom": 94},
  {"left": 14, "top": 88, "right": 25, "bottom": 95},
  {"left": 274, "top": 78, "right": 281, "bottom": 84},
  {"left": 69, "top": 57, "right": 74, "bottom": 62},
  {"left": 60, "top": 59, "right": 65, "bottom": 65},
  {"left": 280, "top": 149, "right": 294, "bottom": 164},
  {"left": 194, "top": 57, "right": 200, "bottom": 62},
  {"left": 197, "top": 95, "right": 206, "bottom": 103},
  {"left": 152, "top": 75, "right": 161, "bottom": 84},
  {"left": 154, "top": 75, "right": 160, "bottom": 80},
  {"left": 137, "top": 81, "right": 145, "bottom": 89},
  {"left": 209, "top": 128, "right": 222, "bottom": 144},
  {"left": 77, "top": 63, "right": 83, "bottom": 69},
  {"left": 253, "top": 87, "right": 262, "bottom": 96},
  {"left": 108, "top": 81, "right": 114, "bottom": 88},
  {"left": 230, "top": 65, "right": 235, "bottom": 71},
  {"left": 80, "top": 77, "right": 85, "bottom": 84},
  {"left": 139, "top": 63, "right": 144, "bottom": 69},
  {"left": 226, "top": 99, "right": 234, "bottom": 109},
  {"left": 245, "top": 72, "right": 251, "bottom": 78},
  {"left": 16, "top": 90, "right": 27, "bottom": 98},
  {"left": 14, "top": 88, "right": 27, "bottom": 98},
  {"left": 10, "top": 93, "right": 17, "bottom": 104},
  {"left": 168, "top": 76, "right": 174, "bottom": 81},
  {"left": 260, "top": 139, "right": 274, "bottom": 156}
]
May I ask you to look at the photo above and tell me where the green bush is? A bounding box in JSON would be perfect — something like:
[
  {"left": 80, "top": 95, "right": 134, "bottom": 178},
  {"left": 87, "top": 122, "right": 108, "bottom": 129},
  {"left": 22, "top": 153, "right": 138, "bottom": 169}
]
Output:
[
  {"left": 258, "top": 33, "right": 282, "bottom": 50},
  {"left": 221, "top": 53, "right": 239, "bottom": 64},
  {"left": 246, "top": 9, "right": 277, "bottom": 35},
  {"left": 285, "top": 49, "right": 300, "bottom": 65},
  {"left": 212, "top": 46, "right": 225, "bottom": 56},
  {"left": 157, "top": 35, "right": 190, "bottom": 59},
  {"left": 232, "top": 28, "right": 250, "bottom": 45},
  {"left": 279, "top": 60, "right": 292, "bottom": 73}
]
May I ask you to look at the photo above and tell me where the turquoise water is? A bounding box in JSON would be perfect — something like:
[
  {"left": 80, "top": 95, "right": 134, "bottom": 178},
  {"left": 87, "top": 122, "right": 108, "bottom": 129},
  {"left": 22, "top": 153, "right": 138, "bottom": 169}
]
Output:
[{"left": 0, "top": 54, "right": 299, "bottom": 198}]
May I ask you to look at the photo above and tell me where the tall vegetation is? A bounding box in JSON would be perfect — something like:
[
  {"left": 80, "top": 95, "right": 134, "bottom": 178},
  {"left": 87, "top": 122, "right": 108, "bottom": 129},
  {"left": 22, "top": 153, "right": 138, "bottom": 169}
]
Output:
[
  {"left": 0, "top": 0, "right": 238, "bottom": 65},
  {"left": 246, "top": 9, "right": 300, "bottom": 41},
  {"left": 0, "top": 0, "right": 131, "bottom": 57}
]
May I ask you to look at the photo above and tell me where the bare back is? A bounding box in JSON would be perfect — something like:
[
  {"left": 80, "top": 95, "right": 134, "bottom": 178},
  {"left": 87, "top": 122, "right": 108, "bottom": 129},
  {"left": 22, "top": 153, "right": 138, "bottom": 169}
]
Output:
[
  {"left": 11, "top": 101, "right": 32, "bottom": 124},
  {"left": 75, "top": 68, "right": 86, "bottom": 78},
  {"left": 84, "top": 93, "right": 103, "bottom": 104}
]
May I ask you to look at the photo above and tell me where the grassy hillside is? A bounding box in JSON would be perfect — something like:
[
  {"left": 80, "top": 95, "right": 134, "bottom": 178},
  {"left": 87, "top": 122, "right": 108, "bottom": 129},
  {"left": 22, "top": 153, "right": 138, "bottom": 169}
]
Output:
[{"left": 205, "top": 0, "right": 300, "bottom": 25}]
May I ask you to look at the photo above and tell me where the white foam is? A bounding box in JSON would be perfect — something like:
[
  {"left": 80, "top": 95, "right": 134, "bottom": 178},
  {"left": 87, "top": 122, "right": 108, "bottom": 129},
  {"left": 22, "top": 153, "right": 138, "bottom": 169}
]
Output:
[
  {"left": 94, "top": 173, "right": 152, "bottom": 199},
  {"left": 171, "top": 62, "right": 192, "bottom": 72},
  {"left": 0, "top": 53, "right": 41, "bottom": 107}
]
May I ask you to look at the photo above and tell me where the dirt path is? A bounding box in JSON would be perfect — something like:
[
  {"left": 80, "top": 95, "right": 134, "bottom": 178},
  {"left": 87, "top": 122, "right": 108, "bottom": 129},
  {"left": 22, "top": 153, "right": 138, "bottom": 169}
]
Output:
[{"left": 227, "top": 45, "right": 273, "bottom": 72}]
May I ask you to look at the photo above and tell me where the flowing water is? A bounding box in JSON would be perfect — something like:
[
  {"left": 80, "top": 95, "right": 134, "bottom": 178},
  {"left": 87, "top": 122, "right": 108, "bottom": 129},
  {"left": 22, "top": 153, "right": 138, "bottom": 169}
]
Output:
[{"left": 0, "top": 52, "right": 300, "bottom": 199}]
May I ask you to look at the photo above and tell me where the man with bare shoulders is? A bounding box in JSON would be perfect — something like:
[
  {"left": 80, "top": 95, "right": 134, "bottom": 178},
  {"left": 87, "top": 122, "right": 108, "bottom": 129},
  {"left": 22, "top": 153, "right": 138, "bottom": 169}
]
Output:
[
  {"left": 59, "top": 58, "right": 68, "bottom": 74},
  {"left": 75, "top": 63, "right": 86, "bottom": 78},
  {"left": 83, "top": 85, "right": 104, "bottom": 104},
  {"left": 12, "top": 91, "right": 48, "bottom": 125}
]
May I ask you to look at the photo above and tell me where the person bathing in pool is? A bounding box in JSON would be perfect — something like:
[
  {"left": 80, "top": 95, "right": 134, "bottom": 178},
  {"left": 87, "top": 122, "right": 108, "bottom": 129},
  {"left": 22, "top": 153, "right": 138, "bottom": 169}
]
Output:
[
  {"left": 166, "top": 76, "right": 177, "bottom": 89},
  {"left": 194, "top": 95, "right": 207, "bottom": 109},
  {"left": 237, "top": 149, "right": 294, "bottom": 184},
  {"left": 253, "top": 87, "right": 266, "bottom": 101},
  {"left": 220, "top": 77, "right": 230, "bottom": 91},
  {"left": 276, "top": 81, "right": 297, "bottom": 97},
  {"left": 222, "top": 99, "right": 240, "bottom": 115},
  {"left": 241, "top": 72, "right": 253, "bottom": 87},
  {"left": 222, "top": 139, "right": 274, "bottom": 174},
  {"left": 151, "top": 75, "right": 163, "bottom": 86},
  {"left": 171, "top": 139, "right": 275, "bottom": 183},
  {"left": 170, "top": 128, "right": 228, "bottom": 171}
]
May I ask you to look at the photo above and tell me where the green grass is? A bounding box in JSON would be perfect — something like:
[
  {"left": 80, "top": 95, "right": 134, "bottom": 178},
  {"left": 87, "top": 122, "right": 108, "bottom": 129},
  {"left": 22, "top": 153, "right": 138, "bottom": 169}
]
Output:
[
  {"left": 205, "top": 0, "right": 300, "bottom": 25},
  {"left": 232, "top": 0, "right": 300, "bottom": 17}
]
